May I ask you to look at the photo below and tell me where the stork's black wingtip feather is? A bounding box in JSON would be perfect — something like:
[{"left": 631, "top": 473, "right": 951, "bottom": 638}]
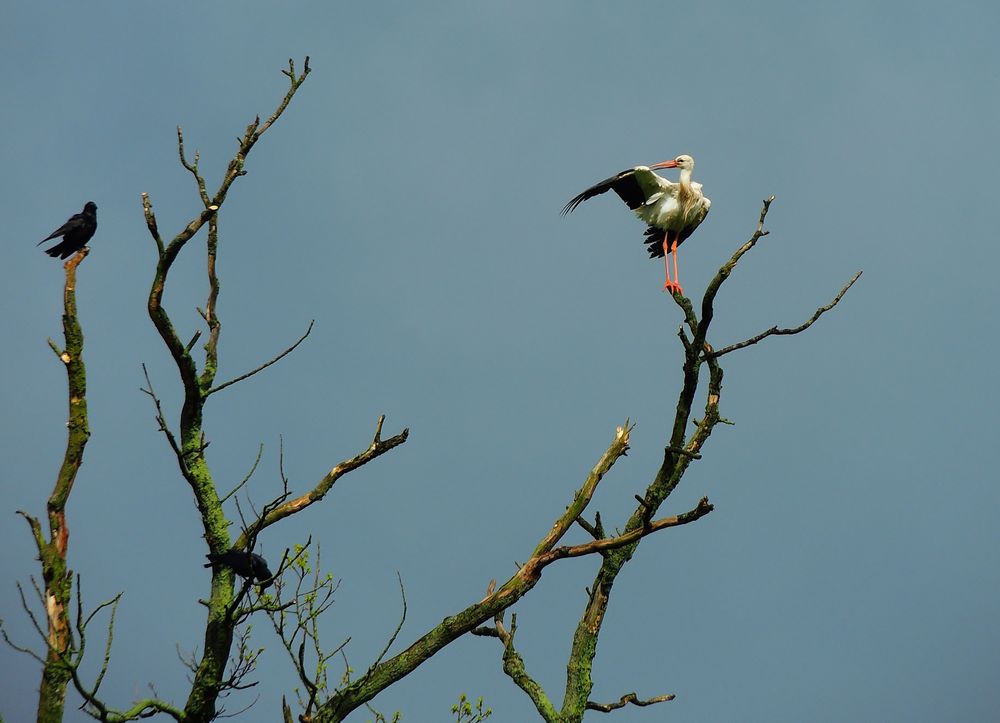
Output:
[{"left": 561, "top": 194, "right": 589, "bottom": 216}]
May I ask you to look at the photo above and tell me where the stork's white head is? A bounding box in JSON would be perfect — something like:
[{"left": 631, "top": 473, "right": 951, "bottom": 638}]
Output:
[
  {"left": 674, "top": 154, "right": 694, "bottom": 171},
  {"left": 652, "top": 154, "right": 695, "bottom": 171}
]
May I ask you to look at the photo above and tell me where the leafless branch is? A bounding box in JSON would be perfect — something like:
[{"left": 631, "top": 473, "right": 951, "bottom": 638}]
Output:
[
  {"left": 317, "top": 422, "right": 658, "bottom": 719},
  {"left": 206, "top": 320, "right": 315, "bottom": 396},
  {"left": 707, "top": 270, "right": 863, "bottom": 358},
  {"left": 47, "top": 337, "right": 65, "bottom": 359},
  {"left": 531, "top": 498, "right": 713, "bottom": 568},
  {"left": 184, "top": 330, "right": 202, "bottom": 354},
  {"left": 141, "top": 193, "right": 164, "bottom": 254},
  {"left": 493, "top": 613, "right": 558, "bottom": 722},
  {"left": 681, "top": 196, "right": 776, "bottom": 347},
  {"left": 585, "top": 691, "right": 676, "bottom": 712},
  {"left": 532, "top": 421, "right": 632, "bottom": 558},
  {"left": 215, "top": 694, "right": 260, "bottom": 719},
  {"left": 176, "top": 127, "right": 210, "bottom": 206},
  {"left": 139, "top": 363, "right": 184, "bottom": 463},
  {"left": 16, "top": 510, "right": 45, "bottom": 551},
  {"left": 220, "top": 443, "right": 265, "bottom": 503},
  {"left": 74, "top": 578, "right": 124, "bottom": 701},
  {"left": 14, "top": 580, "right": 49, "bottom": 650},
  {"left": 13, "top": 574, "right": 184, "bottom": 723},
  {"left": 356, "top": 573, "right": 407, "bottom": 688},
  {"left": 665, "top": 445, "right": 701, "bottom": 459},
  {"left": 574, "top": 512, "right": 603, "bottom": 541},
  {"left": 0, "top": 612, "right": 45, "bottom": 664},
  {"left": 177, "top": 642, "right": 199, "bottom": 676},
  {"left": 471, "top": 498, "right": 712, "bottom": 721},
  {"left": 263, "top": 56, "right": 311, "bottom": 136},
  {"left": 470, "top": 626, "right": 500, "bottom": 638},
  {"left": 237, "top": 415, "right": 409, "bottom": 543}
]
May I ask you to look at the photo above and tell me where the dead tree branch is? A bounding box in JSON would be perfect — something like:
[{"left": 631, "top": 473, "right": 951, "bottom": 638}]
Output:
[
  {"left": 474, "top": 197, "right": 860, "bottom": 723},
  {"left": 136, "top": 57, "right": 340, "bottom": 723},
  {"left": 492, "top": 613, "right": 558, "bottom": 722},
  {"left": 5, "top": 248, "right": 93, "bottom": 722},
  {"left": 207, "top": 320, "right": 315, "bottom": 396},
  {"left": 236, "top": 415, "right": 409, "bottom": 547},
  {"left": 532, "top": 422, "right": 633, "bottom": 558},
  {"left": 585, "top": 692, "right": 676, "bottom": 712},
  {"left": 707, "top": 270, "right": 863, "bottom": 358},
  {"left": 311, "top": 422, "right": 647, "bottom": 722}
]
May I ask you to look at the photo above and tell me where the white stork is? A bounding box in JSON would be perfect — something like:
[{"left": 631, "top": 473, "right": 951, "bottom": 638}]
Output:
[{"left": 562, "top": 154, "right": 711, "bottom": 295}]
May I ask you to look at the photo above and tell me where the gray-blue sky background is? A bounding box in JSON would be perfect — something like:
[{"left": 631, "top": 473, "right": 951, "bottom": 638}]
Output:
[{"left": 2, "top": 2, "right": 998, "bottom": 721}]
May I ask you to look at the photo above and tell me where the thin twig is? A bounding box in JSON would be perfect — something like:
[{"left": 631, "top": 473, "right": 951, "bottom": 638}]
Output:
[
  {"left": 220, "top": 443, "right": 265, "bottom": 503},
  {"left": 139, "top": 363, "right": 184, "bottom": 463},
  {"left": 531, "top": 497, "right": 714, "bottom": 567},
  {"left": 206, "top": 320, "right": 315, "bottom": 396},
  {"left": 236, "top": 416, "right": 408, "bottom": 543},
  {"left": 585, "top": 692, "right": 676, "bottom": 712},
  {"left": 665, "top": 445, "right": 701, "bottom": 459},
  {"left": 141, "top": 192, "right": 164, "bottom": 255},
  {"left": 532, "top": 422, "right": 632, "bottom": 558},
  {"left": 358, "top": 573, "right": 407, "bottom": 687},
  {"left": 575, "top": 515, "right": 602, "bottom": 540},
  {"left": 185, "top": 330, "right": 202, "bottom": 354},
  {"left": 176, "top": 127, "right": 210, "bottom": 206},
  {"left": 0, "top": 618, "right": 44, "bottom": 663},
  {"left": 495, "top": 613, "right": 559, "bottom": 722},
  {"left": 690, "top": 195, "right": 775, "bottom": 350},
  {"left": 707, "top": 270, "right": 862, "bottom": 358}
]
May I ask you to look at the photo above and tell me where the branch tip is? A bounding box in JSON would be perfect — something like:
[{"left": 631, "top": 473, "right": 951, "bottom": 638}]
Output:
[
  {"left": 709, "top": 269, "right": 862, "bottom": 359},
  {"left": 586, "top": 691, "right": 676, "bottom": 712}
]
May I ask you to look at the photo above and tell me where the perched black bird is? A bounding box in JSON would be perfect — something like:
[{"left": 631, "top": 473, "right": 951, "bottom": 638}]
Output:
[
  {"left": 38, "top": 201, "right": 98, "bottom": 259},
  {"left": 204, "top": 550, "right": 274, "bottom": 589}
]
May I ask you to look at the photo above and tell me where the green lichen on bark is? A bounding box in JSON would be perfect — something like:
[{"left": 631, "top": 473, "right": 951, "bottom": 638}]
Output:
[{"left": 34, "top": 249, "right": 92, "bottom": 723}]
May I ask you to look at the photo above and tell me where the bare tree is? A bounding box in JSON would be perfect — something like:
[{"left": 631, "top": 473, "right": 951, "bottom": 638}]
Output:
[
  {"left": 3, "top": 249, "right": 92, "bottom": 723},
  {"left": 4, "top": 57, "right": 858, "bottom": 723},
  {"left": 471, "top": 200, "right": 861, "bottom": 721},
  {"left": 307, "top": 202, "right": 859, "bottom": 723}
]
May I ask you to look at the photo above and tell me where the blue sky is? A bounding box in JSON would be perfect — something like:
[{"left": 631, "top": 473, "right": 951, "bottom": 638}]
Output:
[{"left": 2, "top": 2, "right": 999, "bottom": 721}]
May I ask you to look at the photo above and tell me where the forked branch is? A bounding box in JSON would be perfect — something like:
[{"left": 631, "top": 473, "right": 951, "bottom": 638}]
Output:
[
  {"left": 137, "top": 57, "right": 322, "bottom": 723},
  {"left": 532, "top": 422, "right": 632, "bottom": 558},
  {"left": 312, "top": 421, "right": 680, "bottom": 722},
  {"left": 236, "top": 415, "right": 409, "bottom": 546},
  {"left": 530, "top": 197, "right": 860, "bottom": 722},
  {"left": 531, "top": 497, "right": 713, "bottom": 567}
]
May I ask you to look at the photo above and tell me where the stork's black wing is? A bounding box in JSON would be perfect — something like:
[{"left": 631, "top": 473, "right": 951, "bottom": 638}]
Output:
[
  {"left": 643, "top": 226, "right": 667, "bottom": 259},
  {"left": 561, "top": 169, "right": 648, "bottom": 215}
]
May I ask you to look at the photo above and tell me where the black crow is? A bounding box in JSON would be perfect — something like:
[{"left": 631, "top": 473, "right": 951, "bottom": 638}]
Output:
[
  {"left": 204, "top": 550, "right": 274, "bottom": 589},
  {"left": 38, "top": 201, "right": 98, "bottom": 259}
]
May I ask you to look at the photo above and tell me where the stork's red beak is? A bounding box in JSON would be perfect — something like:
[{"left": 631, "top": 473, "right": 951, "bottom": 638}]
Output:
[{"left": 651, "top": 159, "right": 679, "bottom": 169}]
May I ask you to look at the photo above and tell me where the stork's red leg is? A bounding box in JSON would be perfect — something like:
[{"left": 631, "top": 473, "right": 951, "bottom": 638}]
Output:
[
  {"left": 662, "top": 235, "right": 682, "bottom": 295},
  {"left": 662, "top": 237, "right": 672, "bottom": 288},
  {"left": 671, "top": 241, "right": 683, "bottom": 295}
]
